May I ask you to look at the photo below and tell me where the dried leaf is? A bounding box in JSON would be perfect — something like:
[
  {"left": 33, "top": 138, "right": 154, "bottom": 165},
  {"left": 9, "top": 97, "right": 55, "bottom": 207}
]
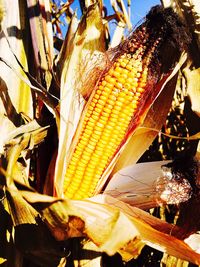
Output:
[
  {"left": 110, "top": 21, "right": 125, "bottom": 48},
  {"left": 185, "top": 233, "right": 200, "bottom": 253},
  {"left": 184, "top": 67, "right": 200, "bottom": 116},
  {"left": 20, "top": 191, "right": 200, "bottom": 265},
  {"left": 0, "top": 0, "right": 33, "bottom": 127},
  {"left": 105, "top": 161, "right": 171, "bottom": 209},
  {"left": 26, "top": 0, "right": 54, "bottom": 88},
  {"left": 53, "top": 3, "right": 106, "bottom": 196}
]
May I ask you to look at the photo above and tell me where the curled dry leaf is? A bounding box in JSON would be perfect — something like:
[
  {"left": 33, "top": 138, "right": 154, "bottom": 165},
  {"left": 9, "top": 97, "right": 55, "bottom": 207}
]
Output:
[
  {"left": 20, "top": 191, "right": 200, "bottom": 265},
  {"left": 3, "top": 120, "right": 48, "bottom": 187}
]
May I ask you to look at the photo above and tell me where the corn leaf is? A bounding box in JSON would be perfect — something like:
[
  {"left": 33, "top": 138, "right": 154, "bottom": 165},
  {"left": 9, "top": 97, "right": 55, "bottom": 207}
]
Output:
[
  {"left": 26, "top": 0, "right": 54, "bottom": 88},
  {"left": 0, "top": 0, "right": 33, "bottom": 127},
  {"left": 20, "top": 191, "right": 200, "bottom": 265}
]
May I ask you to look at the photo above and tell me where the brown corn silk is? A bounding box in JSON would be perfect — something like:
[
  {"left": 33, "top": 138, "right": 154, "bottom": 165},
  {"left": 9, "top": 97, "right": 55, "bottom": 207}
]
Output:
[{"left": 63, "top": 6, "right": 190, "bottom": 199}]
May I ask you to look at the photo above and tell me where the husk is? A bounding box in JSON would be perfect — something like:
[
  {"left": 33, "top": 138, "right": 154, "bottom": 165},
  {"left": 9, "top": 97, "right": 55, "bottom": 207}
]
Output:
[
  {"left": 104, "top": 161, "right": 171, "bottom": 209},
  {"left": 110, "top": 53, "right": 187, "bottom": 176},
  {"left": 53, "top": 3, "right": 106, "bottom": 196},
  {"left": 19, "top": 191, "right": 200, "bottom": 265}
]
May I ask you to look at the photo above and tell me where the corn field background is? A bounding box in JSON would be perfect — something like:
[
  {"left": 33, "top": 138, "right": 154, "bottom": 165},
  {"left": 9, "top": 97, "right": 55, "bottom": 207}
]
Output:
[{"left": 0, "top": 0, "right": 200, "bottom": 266}]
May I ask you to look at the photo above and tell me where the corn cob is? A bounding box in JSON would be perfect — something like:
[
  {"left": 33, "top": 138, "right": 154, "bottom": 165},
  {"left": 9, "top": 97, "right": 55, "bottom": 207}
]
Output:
[
  {"left": 63, "top": 42, "right": 160, "bottom": 199},
  {"left": 63, "top": 6, "right": 190, "bottom": 200}
]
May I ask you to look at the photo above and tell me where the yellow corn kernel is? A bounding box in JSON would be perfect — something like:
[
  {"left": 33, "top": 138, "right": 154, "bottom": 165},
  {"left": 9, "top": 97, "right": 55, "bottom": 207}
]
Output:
[{"left": 64, "top": 51, "right": 149, "bottom": 200}]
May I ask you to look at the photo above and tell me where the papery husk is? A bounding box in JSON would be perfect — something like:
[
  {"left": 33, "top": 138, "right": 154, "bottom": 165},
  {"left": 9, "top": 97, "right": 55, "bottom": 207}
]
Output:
[
  {"left": 73, "top": 241, "right": 102, "bottom": 267},
  {"left": 52, "top": 3, "right": 106, "bottom": 197},
  {"left": 110, "top": 21, "right": 126, "bottom": 48},
  {"left": 4, "top": 120, "right": 48, "bottom": 187},
  {"left": 94, "top": 53, "right": 188, "bottom": 194},
  {"left": 104, "top": 161, "right": 171, "bottom": 209},
  {"left": 20, "top": 191, "right": 200, "bottom": 265},
  {"left": 5, "top": 189, "right": 67, "bottom": 267},
  {"left": 185, "top": 233, "right": 200, "bottom": 254}
]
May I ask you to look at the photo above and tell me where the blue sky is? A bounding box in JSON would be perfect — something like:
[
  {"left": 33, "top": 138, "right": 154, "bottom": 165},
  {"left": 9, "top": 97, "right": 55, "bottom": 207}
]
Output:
[
  {"left": 70, "top": 0, "right": 161, "bottom": 24},
  {"left": 56, "top": 0, "right": 161, "bottom": 37}
]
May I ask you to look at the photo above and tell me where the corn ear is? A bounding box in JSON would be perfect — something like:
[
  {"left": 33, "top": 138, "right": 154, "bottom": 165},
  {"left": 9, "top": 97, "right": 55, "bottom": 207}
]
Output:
[{"left": 63, "top": 6, "right": 190, "bottom": 199}]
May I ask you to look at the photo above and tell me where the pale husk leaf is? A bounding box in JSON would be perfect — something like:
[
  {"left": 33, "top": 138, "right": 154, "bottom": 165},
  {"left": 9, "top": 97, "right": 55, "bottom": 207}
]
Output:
[
  {"left": 53, "top": 3, "right": 106, "bottom": 196},
  {"left": 104, "top": 161, "right": 171, "bottom": 209}
]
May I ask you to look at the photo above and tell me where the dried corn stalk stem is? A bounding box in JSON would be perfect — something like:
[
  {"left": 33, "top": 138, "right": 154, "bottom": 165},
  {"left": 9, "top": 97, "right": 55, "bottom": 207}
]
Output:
[{"left": 63, "top": 6, "right": 190, "bottom": 200}]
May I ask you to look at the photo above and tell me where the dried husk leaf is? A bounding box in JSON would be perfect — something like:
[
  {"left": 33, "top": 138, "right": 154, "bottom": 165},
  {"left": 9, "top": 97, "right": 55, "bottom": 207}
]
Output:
[
  {"left": 53, "top": 3, "right": 106, "bottom": 196},
  {"left": 6, "top": 185, "right": 38, "bottom": 226},
  {"left": 185, "top": 233, "right": 200, "bottom": 254},
  {"left": 110, "top": 21, "right": 126, "bottom": 48},
  {"left": 73, "top": 240, "right": 102, "bottom": 267},
  {"left": 104, "top": 161, "right": 171, "bottom": 209},
  {"left": 0, "top": 0, "right": 34, "bottom": 191},
  {"left": 20, "top": 191, "right": 200, "bottom": 265},
  {"left": 3, "top": 121, "right": 48, "bottom": 188},
  {"left": 109, "top": 53, "right": 187, "bottom": 175},
  {"left": 3, "top": 185, "right": 68, "bottom": 267}
]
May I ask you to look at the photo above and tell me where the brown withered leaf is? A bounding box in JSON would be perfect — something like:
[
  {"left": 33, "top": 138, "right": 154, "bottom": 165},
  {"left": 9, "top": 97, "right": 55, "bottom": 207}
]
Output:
[
  {"left": 20, "top": 190, "right": 200, "bottom": 265},
  {"left": 4, "top": 185, "right": 68, "bottom": 267}
]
